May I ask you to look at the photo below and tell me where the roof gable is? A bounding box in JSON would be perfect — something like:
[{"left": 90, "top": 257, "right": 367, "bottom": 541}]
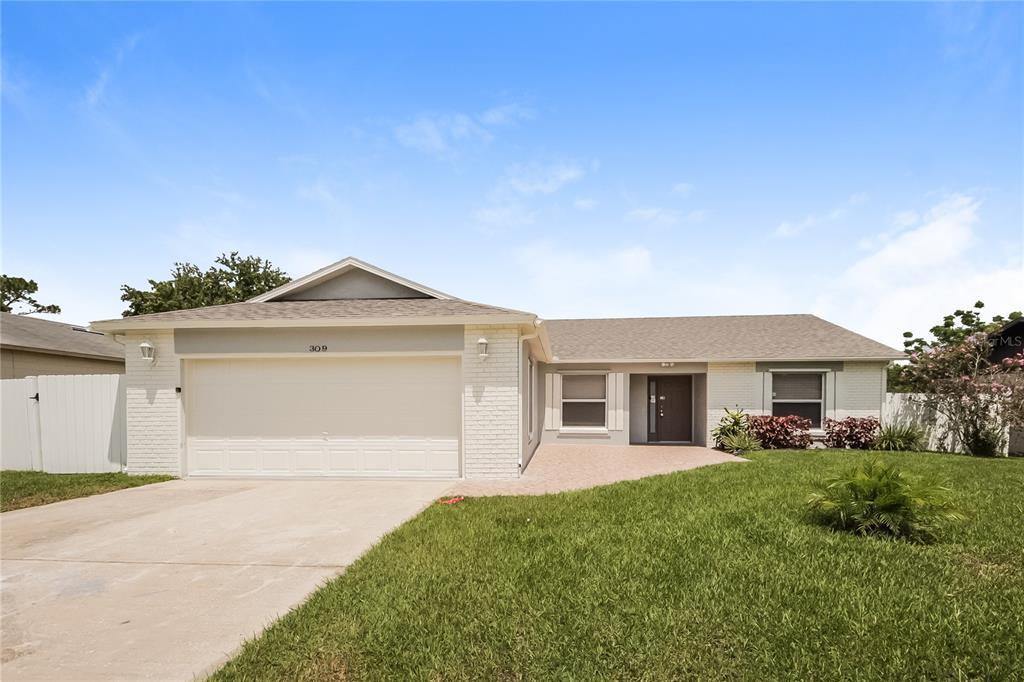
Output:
[{"left": 251, "top": 257, "right": 452, "bottom": 303}]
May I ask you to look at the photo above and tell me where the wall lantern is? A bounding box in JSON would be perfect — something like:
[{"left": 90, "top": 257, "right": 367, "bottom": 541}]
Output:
[
  {"left": 139, "top": 340, "right": 156, "bottom": 363},
  {"left": 477, "top": 337, "right": 489, "bottom": 360}
]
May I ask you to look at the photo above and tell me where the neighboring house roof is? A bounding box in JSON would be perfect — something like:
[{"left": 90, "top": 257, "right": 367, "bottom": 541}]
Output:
[
  {"left": 1, "top": 312, "right": 125, "bottom": 361},
  {"left": 90, "top": 298, "right": 537, "bottom": 331},
  {"left": 544, "top": 314, "right": 903, "bottom": 361}
]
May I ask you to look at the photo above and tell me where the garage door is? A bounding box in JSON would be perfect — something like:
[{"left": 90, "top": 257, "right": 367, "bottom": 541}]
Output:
[{"left": 185, "top": 356, "right": 461, "bottom": 478}]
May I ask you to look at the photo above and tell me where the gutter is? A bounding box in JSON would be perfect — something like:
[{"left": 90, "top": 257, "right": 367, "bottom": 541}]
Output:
[{"left": 89, "top": 313, "right": 538, "bottom": 334}]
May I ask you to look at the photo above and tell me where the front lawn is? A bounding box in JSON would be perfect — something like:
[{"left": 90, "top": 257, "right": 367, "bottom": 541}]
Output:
[
  {"left": 214, "top": 451, "right": 1024, "bottom": 681},
  {"left": 0, "top": 470, "right": 174, "bottom": 512}
]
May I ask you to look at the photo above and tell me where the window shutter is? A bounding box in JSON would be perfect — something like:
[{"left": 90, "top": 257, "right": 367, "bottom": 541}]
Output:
[
  {"left": 544, "top": 373, "right": 562, "bottom": 430},
  {"left": 607, "top": 372, "right": 625, "bottom": 431}
]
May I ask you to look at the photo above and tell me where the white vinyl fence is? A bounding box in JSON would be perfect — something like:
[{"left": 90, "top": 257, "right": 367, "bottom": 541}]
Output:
[
  {"left": 883, "top": 392, "right": 1020, "bottom": 455},
  {"left": 1, "top": 374, "right": 126, "bottom": 473},
  {"left": 883, "top": 392, "right": 954, "bottom": 452}
]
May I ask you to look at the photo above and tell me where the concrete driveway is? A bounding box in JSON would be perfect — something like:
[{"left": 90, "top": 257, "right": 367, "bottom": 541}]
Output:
[{"left": 0, "top": 478, "right": 451, "bottom": 681}]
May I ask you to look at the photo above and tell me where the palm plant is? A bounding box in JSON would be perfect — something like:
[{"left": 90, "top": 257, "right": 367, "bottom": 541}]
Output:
[
  {"left": 806, "top": 459, "right": 964, "bottom": 543},
  {"left": 719, "top": 431, "right": 762, "bottom": 454},
  {"left": 711, "top": 408, "right": 749, "bottom": 449},
  {"left": 874, "top": 423, "right": 927, "bottom": 451}
]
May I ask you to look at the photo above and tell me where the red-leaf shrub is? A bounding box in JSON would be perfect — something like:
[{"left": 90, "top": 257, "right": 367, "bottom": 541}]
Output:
[
  {"left": 824, "top": 417, "right": 880, "bottom": 449},
  {"left": 747, "top": 415, "right": 813, "bottom": 449}
]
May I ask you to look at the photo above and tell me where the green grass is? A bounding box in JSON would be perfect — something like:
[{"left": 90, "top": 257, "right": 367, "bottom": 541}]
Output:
[
  {"left": 0, "top": 470, "right": 174, "bottom": 512},
  {"left": 214, "top": 451, "right": 1024, "bottom": 681}
]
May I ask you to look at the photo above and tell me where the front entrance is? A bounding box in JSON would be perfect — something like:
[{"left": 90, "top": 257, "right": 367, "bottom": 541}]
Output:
[{"left": 649, "top": 375, "right": 693, "bottom": 442}]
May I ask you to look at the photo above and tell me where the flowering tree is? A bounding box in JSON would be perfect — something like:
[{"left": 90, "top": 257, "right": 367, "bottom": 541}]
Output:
[
  {"left": 889, "top": 301, "right": 1021, "bottom": 392},
  {"left": 904, "top": 332, "right": 1024, "bottom": 456}
]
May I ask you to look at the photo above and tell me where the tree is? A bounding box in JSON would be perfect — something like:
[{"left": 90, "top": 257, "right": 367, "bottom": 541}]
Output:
[
  {"left": 0, "top": 275, "right": 62, "bottom": 314},
  {"left": 121, "top": 253, "right": 291, "bottom": 316},
  {"left": 889, "top": 301, "right": 1023, "bottom": 392},
  {"left": 902, "top": 332, "right": 1024, "bottom": 456}
]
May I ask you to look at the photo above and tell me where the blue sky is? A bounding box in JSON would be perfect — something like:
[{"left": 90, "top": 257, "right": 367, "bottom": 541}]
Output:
[{"left": 3, "top": 2, "right": 1021, "bottom": 346}]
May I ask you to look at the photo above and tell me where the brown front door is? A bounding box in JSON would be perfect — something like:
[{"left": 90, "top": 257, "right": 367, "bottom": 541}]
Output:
[{"left": 650, "top": 376, "right": 693, "bottom": 442}]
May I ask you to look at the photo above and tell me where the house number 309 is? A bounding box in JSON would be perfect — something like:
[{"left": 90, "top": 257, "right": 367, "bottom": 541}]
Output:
[{"left": 308, "top": 345, "right": 328, "bottom": 353}]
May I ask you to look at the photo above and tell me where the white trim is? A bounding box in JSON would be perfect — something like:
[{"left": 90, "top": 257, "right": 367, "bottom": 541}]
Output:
[
  {"left": 527, "top": 356, "right": 536, "bottom": 440},
  {"left": 248, "top": 257, "right": 454, "bottom": 303},
  {"left": 766, "top": 368, "right": 834, "bottom": 373},
  {"left": 558, "top": 426, "right": 609, "bottom": 435},
  {"left": 549, "top": 356, "right": 903, "bottom": 363},
  {"left": 174, "top": 350, "right": 463, "bottom": 359},
  {"left": 770, "top": 371, "right": 826, "bottom": 427},
  {"left": 90, "top": 314, "right": 535, "bottom": 333}
]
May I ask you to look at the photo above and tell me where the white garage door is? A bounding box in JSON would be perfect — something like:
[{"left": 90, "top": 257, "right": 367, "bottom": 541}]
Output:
[{"left": 185, "top": 356, "right": 461, "bottom": 478}]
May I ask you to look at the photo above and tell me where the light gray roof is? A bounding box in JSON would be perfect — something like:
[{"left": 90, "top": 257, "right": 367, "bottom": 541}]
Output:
[
  {"left": 91, "top": 298, "right": 534, "bottom": 330},
  {"left": 544, "top": 314, "right": 902, "bottom": 361},
  {"left": 1, "top": 312, "right": 125, "bottom": 361}
]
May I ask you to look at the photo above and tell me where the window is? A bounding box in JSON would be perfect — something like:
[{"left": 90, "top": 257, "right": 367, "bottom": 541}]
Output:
[
  {"left": 561, "top": 373, "right": 607, "bottom": 428},
  {"left": 772, "top": 372, "right": 824, "bottom": 428},
  {"left": 527, "top": 358, "right": 536, "bottom": 438}
]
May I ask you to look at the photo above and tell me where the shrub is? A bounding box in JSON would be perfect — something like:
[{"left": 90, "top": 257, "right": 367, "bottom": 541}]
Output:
[
  {"left": 711, "top": 408, "right": 749, "bottom": 449},
  {"left": 747, "top": 415, "right": 812, "bottom": 449},
  {"left": 824, "top": 417, "right": 879, "bottom": 449},
  {"left": 806, "top": 459, "right": 964, "bottom": 543},
  {"left": 963, "top": 425, "right": 1005, "bottom": 457},
  {"left": 874, "top": 423, "right": 926, "bottom": 451},
  {"left": 719, "top": 431, "right": 762, "bottom": 454}
]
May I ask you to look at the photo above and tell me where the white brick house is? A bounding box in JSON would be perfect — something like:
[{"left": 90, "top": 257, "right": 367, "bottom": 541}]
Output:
[{"left": 92, "top": 257, "right": 902, "bottom": 480}]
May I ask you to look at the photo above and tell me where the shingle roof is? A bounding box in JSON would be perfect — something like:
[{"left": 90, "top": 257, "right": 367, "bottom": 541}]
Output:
[
  {"left": 91, "top": 298, "right": 534, "bottom": 329},
  {"left": 1, "top": 312, "right": 125, "bottom": 360},
  {"left": 544, "top": 314, "right": 902, "bottom": 361}
]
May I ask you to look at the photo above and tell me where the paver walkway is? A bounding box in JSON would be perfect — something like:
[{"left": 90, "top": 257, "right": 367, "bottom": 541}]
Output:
[{"left": 451, "top": 444, "right": 744, "bottom": 496}]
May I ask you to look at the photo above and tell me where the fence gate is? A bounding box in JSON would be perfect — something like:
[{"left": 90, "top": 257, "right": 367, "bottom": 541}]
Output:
[{"left": 0, "top": 374, "right": 126, "bottom": 473}]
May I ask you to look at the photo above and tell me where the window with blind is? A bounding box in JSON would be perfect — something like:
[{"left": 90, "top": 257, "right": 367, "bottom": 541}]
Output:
[
  {"left": 771, "top": 373, "right": 824, "bottom": 427},
  {"left": 561, "top": 374, "right": 607, "bottom": 428}
]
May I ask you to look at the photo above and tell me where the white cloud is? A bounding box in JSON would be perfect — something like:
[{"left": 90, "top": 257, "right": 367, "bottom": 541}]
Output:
[
  {"left": 510, "top": 193, "right": 1017, "bottom": 350},
  {"left": 516, "top": 243, "right": 655, "bottom": 313},
  {"left": 296, "top": 177, "right": 345, "bottom": 211},
  {"left": 478, "top": 103, "right": 535, "bottom": 126},
  {"left": 816, "top": 193, "right": 1022, "bottom": 346},
  {"left": 394, "top": 112, "right": 491, "bottom": 156},
  {"left": 394, "top": 102, "right": 534, "bottom": 157},
  {"left": 672, "top": 182, "right": 694, "bottom": 197},
  {"left": 473, "top": 160, "right": 585, "bottom": 231},
  {"left": 626, "top": 207, "right": 679, "bottom": 226},
  {"left": 501, "top": 162, "right": 584, "bottom": 195},
  {"left": 847, "top": 194, "right": 977, "bottom": 286},
  {"left": 84, "top": 33, "right": 142, "bottom": 108},
  {"left": 574, "top": 197, "right": 597, "bottom": 211},
  {"left": 892, "top": 210, "right": 919, "bottom": 228},
  {"left": 474, "top": 202, "right": 537, "bottom": 231},
  {"left": 774, "top": 192, "right": 869, "bottom": 238}
]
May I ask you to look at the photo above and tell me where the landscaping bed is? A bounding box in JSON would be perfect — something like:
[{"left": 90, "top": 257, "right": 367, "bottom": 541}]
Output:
[
  {"left": 0, "top": 470, "right": 174, "bottom": 512},
  {"left": 214, "top": 450, "right": 1024, "bottom": 681}
]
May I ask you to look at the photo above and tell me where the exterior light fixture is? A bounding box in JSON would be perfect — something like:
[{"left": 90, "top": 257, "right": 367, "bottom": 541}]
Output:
[
  {"left": 477, "top": 337, "right": 489, "bottom": 360},
  {"left": 139, "top": 340, "right": 156, "bottom": 363},
  {"left": 661, "top": 361, "right": 675, "bottom": 368}
]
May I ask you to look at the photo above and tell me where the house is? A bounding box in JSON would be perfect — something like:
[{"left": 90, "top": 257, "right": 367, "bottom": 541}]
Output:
[
  {"left": 989, "top": 317, "right": 1024, "bottom": 364},
  {"left": 90, "top": 257, "right": 903, "bottom": 479},
  {"left": 1, "top": 311, "right": 125, "bottom": 379}
]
